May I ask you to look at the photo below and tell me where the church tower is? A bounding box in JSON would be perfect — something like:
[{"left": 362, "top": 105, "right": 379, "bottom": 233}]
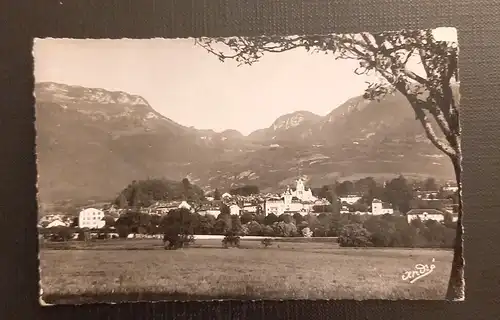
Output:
[
  {"left": 283, "top": 186, "right": 293, "bottom": 205},
  {"left": 296, "top": 178, "right": 305, "bottom": 200}
]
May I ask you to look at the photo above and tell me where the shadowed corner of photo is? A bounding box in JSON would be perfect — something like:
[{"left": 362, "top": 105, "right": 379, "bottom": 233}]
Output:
[{"left": 39, "top": 280, "right": 52, "bottom": 306}]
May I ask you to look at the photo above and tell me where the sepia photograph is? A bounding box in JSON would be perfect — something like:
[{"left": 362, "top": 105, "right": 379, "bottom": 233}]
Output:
[{"left": 35, "top": 27, "right": 463, "bottom": 305}]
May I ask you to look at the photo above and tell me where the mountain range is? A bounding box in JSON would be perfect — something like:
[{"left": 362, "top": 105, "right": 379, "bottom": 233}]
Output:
[{"left": 35, "top": 82, "right": 456, "bottom": 208}]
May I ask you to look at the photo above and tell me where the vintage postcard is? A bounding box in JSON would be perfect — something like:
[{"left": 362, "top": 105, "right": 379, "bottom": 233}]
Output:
[{"left": 35, "top": 27, "right": 463, "bottom": 305}]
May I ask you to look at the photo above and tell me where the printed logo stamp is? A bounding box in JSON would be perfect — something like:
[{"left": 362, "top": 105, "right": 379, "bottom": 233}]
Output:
[{"left": 402, "top": 258, "right": 436, "bottom": 284}]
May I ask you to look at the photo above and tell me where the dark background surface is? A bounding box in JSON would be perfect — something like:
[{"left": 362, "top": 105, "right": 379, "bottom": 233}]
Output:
[{"left": 1, "top": 0, "right": 500, "bottom": 319}]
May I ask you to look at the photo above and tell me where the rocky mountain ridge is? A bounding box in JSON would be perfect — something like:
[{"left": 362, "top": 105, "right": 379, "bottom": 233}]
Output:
[{"left": 35, "top": 82, "right": 455, "bottom": 207}]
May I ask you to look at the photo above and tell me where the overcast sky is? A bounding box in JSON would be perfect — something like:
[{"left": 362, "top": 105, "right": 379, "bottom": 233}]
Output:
[{"left": 34, "top": 28, "right": 457, "bottom": 135}]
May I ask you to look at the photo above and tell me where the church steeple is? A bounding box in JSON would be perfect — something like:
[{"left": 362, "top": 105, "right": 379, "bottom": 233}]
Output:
[
  {"left": 283, "top": 185, "right": 293, "bottom": 205},
  {"left": 296, "top": 178, "right": 305, "bottom": 196}
]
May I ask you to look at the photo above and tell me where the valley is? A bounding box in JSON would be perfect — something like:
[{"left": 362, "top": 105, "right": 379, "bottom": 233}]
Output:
[{"left": 35, "top": 82, "right": 455, "bottom": 209}]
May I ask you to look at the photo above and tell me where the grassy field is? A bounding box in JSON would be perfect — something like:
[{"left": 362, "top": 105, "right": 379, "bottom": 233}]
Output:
[{"left": 39, "top": 238, "right": 453, "bottom": 304}]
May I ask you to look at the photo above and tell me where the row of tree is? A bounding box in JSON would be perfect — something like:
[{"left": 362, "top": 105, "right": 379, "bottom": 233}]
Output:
[
  {"left": 43, "top": 209, "right": 456, "bottom": 249},
  {"left": 110, "top": 209, "right": 297, "bottom": 238},
  {"left": 52, "top": 206, "right": 456, "bottom": 247},
  {"left": 228, "top": 185, "right": 260, "bottom": 196},
  {"left": 114, "top": 178, "right": 205, "bottom": 208},
  {"left": 338, "top": 215, "right": 456, "bottom": 248}
]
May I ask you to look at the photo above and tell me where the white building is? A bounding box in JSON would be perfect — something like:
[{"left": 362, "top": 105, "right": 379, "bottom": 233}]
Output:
[
  {"left": 242, "top": 205, "right": 258, "bottom": 213},
  {"left": 340, "top": 195, "right": 362, "bottom": 205},
  {"left": 78, "top": 208, "right": 105, "bottom": 229},
  {"left": 229, "top": 204, "right": 241, "bottom": 215},
  {"left": 149, "top": 200, "right": 194, "bottom": 215},
  {"left": 406, "top": 209, "right": 446, "bottom": 223},
  {"left": 406, "top": 209, "right": 458, "bottom": 224},
  {"left": 264, "top": 179, "right": 323, "bottom": 216},
  {"left": 314, "top": 198, "right": 330, "bottom": 206},
  {"left": 179, "top": 201, "right": 191, "bottom": 210},
  {"left": 46, "top": 219, "right": 67, "bottom": 228},
  {"left": 415, "top": 191, "right": 440, "bottom": 200},
  {"left": 286, "top": 178, "right": 317, "bottom": 202},
  {"left": 264, "top": 197, "right": 285, "bottom": 216},
  {"left": 371, "top": 199, "right": 394, "bottom": 215},
  {"left": 38, "top": 213, "right": 73, "bottom": 227},
  {"left": 200, "top": 209, "right": 221, "bottom": 218},
  {"left": 265, "top": 200, "right": 306, "bottom": 216}
]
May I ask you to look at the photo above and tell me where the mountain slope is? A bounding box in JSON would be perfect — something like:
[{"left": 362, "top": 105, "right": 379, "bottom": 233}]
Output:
[
  {"left": 35, "top": 82, "right": 217, "bottom": 204},
  {"left": 198, "top": 91, "right": 455, "bottom": 192},
  {"left": 35, "top": 82, "right": 456, "bottom": 207},
  {"left": 248, "top": 111, "right": 321, "bottom": 144}
]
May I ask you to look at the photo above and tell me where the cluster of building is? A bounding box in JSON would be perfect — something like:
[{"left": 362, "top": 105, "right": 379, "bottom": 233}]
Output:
[
  {"left": 38, "top": 214, "right": 74, "bottom": 228},
  {"left": 263, "top": 178, "right": 328, "bottom": 216},
  {"left": 38, "top": 178, "right": 459, "bottom": 230},
  {"left": 406, "top": 185, "right": 459, "bottom": 223}
]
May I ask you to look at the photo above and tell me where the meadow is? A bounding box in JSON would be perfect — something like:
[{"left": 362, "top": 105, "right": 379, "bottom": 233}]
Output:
[{"left": 39, "top": 238, "right": 453, "bottom": 304}]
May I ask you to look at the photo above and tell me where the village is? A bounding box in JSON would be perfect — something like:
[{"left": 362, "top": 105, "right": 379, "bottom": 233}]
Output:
[{"left": 38, "top": 177, "right": 459, "bottom": 241}]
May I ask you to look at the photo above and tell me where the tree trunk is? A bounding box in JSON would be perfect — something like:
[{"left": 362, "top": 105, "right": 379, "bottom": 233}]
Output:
[{"left": 445, "top": 156, "right": 465, "bottom": 301}]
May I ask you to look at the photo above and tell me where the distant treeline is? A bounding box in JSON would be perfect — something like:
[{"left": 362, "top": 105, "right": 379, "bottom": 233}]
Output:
[
  {"left": 113, "top": 179, "right": 260, "bottom": 209},
  {"left": 229, "top": 185, "right": 260, "bottom": 197},
  {"left": 113, "top": 178, "right": 205, "bottom": 208},
  {"left": 41, "top": 206, "right": 457, "bottom": 249}
]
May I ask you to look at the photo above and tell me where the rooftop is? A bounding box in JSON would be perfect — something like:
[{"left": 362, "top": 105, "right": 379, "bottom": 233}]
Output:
[{"left": 406, "top": 209, "right": 444, "bottom": 215}]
